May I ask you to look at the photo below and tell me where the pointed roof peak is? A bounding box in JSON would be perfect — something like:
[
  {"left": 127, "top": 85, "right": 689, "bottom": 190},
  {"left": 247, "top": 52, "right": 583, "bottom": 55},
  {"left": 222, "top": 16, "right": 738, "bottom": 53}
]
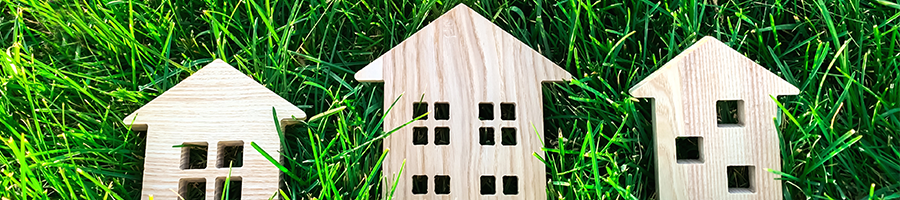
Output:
[
  {"left": 629, "top": 36, "right": 798, "bottom": 98},
  {"left": 123, "top": 60, "right": 305, "bottom": 128},
  {"left": 354, "top": 3, "right": 571, "bottom": 83}
]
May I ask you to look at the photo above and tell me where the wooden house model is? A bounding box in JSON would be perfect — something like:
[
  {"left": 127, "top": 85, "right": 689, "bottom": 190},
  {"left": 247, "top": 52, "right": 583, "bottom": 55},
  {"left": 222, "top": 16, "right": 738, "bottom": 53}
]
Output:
[
  {"left": 355, "top": 4, "right": 572, "bottom": 199},
  {"left": 123, "top": 60, "right": 305, "bottom": 200},
  {"left": 629, "top": 36, "right": 799, "bottom": 199}
]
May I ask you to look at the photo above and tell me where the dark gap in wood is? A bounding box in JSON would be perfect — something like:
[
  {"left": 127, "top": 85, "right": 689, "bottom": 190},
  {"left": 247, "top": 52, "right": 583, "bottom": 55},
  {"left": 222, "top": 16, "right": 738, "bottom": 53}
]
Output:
[
  {"left": 434, "top": 127, "right": 450, "bottom": 145},
  {"left": 413, "top": 127, "right": 428, "bottom": 145},
  {"left": 478, "top": 103, "right": 494, "bottom": 120},
  {"left": 434, "top": 175, "right": 450, "bottom": 194},
  {"left": 480, "top": 176, "right": 496, "bottom": 195},
  {"left": 413, "top": 102, "right": 428, "bottom": 120},
  {"left": 412, "top": 175, "right": 428, "bottom": 194},
  {"left": 434, "top": 102, "right": 449, "bottom": 120},
  {"left": 501, "top": 128, "right": 517, "bottom": 146},
  {"left": 479, "top": 127, "right": 495, "bottom": 145}
]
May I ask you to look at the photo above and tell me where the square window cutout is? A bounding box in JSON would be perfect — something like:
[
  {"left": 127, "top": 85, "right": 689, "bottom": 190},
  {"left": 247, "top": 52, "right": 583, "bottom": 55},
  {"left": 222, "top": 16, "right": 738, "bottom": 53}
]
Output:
[
  {"left": 217, "top": 141, "right": 243, "bottom": 168},
  {"left": 434, "top": 175, "right": 450, "bottom": 194},
  {"left": 434, "top": 127, "right": 450, "bottom": 145},
  {"left": 413, "top": 127, "right": 428, "bottom": 145},
  {"left": 412, "top": 175, "right": 428, "bottom": 194},
  {"left": 434, "top": 103, "right": 449, "bottom": 120},
  {"left": 716, "top": 100, "right": 742, "bottom": 126},
  {"left": 501, "top": 128, "right": 516, "bottom": 146},
  {"left": 215, "top": 176, "right": 242, "bottom": 200},
  {"left": 413, "top": 102, "right": 428, "bottom": 120},
  {"left": 480, "top": 176, "right": 496, "bottom": 195},
  {"left": 500, "top": 103, "right": 516, "bottom": 120},
  {"left": 479, "top": 127, "right": 495, "bottom": 145},
  {"left": 179, "top": 178, "right": 206, "bottom": 200},
  {"left": 676, "top": 137, "right": 703, "bottom": 164},
  {"left": 502, "top": 176, "right": 518, "bottom": 195},
  {"left": 727, "top": 166, "right": 755, "bottom": 193},
  {"left": 181, "top": 142, "right": 208, "bottom": 169},
  {"left": 478, "top": 103, "right": 494, "bottom": 120}
]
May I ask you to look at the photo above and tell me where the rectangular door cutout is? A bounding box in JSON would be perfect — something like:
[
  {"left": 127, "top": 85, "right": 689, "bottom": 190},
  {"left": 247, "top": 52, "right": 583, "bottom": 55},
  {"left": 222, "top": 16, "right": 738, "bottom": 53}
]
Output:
[
  {"left": 500, "top": 103, "right": 516, "bottom": 120},
  {"left": 727, "top": 166, "right": 755, "bottom": 193},
  {"left": 478, "top": 103, "right": 494, "bottom": 120},
  {"left": 434, "top": 175, "right": 451, "bottom": 194},
  {"left": 479, "top": 127, "right": 495, "bottom": 145},
  {"left": 413, "top": 127, "right": 428, "bottom": 145},
  {"left": 412, "top": 175, "right": 428, "bottom": 194},
  {"left": 434, "top": 102, "right": 450, "bottom": 120},
  {"left": 434, "top": 127, "right": 450, "bottom": 145},
  {"left": 217, "top": 141, "right": 244, "bottom": 168},
  {"left": 480, "top": 176, "right": 496, "bottom": 195},
  {"left": 716, "top": 100, "right": 742, "bottom": 126},
  {"left": 181, "top": 142, "right": 208, "bottom": 169},
  {"left": 215, "top": 176, "right": 242, "bottom": 200},
  {"left": 179, "top": 178, "right": 206, "bottom": 200},
  {"left": 413, "top": 102, "right": 428, "bottom": 120},
  {"left": 675, "top": 137, "right": 703, "bottom": 164},
  {"left": 501, "top": 128, "right": 517, "bottom": 146},
  {"left": 502, "top": 176, "right": 518, "bottom": 195}
]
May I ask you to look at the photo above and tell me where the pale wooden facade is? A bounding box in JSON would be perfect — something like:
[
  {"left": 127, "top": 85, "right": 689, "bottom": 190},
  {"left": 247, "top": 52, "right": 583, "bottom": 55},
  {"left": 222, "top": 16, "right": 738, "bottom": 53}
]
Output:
[
  {"left": 629, "top": 37, "right": 799, "bottom": 200},
  {"left": 123, "top": 60, "right": 305, "bottom": 200},
  {"left": 356, "top": 4, "right": 571, "bottom": 199}
]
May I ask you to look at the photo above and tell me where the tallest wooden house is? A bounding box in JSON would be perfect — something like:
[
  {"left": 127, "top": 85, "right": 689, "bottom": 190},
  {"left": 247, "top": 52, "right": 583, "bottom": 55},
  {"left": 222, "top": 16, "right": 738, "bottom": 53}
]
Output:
[{"left": 355, "top": 4, "right": 571, "bottom": 199}]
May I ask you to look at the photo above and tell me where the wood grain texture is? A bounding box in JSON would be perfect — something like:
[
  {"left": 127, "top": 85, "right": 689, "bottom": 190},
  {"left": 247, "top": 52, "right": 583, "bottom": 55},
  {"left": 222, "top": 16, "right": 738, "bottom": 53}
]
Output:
[
  {"left": 123, "top": 59, "right": 305, "bottom": 200},
  {"left": 355, "top": 4, "right": 571, "bottom": 199},
  {"left": 629, "top": 36, "right": 799, "bottom": 200}
]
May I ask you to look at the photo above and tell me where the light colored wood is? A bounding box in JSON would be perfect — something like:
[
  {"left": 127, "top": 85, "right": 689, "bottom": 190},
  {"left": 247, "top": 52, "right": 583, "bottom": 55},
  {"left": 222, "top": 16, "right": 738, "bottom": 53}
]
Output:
[
  {"left": 123, "top": 59, "right": 305, "bottom": 200},
  {"left": 629, "top": 36, "right": 799, "bottom": 200},
  {"left": 356, "top": 4, "right": 571, "bottom": 199}
]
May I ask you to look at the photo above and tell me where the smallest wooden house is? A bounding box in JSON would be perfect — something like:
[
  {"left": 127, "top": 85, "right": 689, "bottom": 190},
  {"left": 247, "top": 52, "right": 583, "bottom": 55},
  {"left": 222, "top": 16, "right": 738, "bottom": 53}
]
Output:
[
  {"left": 629, "top": 37, "right": 799, "bottom": 200},
  {"left": 123, "top": 60, "right": 305, "bottom": 200},
  {"left": 355, "top": 4, "right": 571, "bottom": 199}
]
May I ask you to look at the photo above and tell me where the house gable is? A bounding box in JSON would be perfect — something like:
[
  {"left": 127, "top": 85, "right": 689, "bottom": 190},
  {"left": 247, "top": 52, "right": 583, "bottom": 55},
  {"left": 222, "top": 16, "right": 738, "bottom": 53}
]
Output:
[
  {"left": 354, "top": 4, "right": 572, "bottom": 83},
  {"left": 629, "top": 36, "right": 799, "bottom": 98},
  {"left": 123, "top": 59, "right": 305, "bottom": 129}
]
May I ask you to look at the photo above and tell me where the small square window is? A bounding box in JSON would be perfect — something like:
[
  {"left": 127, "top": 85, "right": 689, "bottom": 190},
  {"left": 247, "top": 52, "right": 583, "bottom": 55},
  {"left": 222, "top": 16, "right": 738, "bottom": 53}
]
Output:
[
  {"left": 434, "top": 175, "right": 450, "bottom": 194},
  {"left": 501, "top": 128, "right": 517, "bottom": 146},
  {"left": 478, "top": 103, "right": 494, "bottom": 120},
  {"left": 181, "top": 142, "right": 208, "bottom": 169},
  {"left": 716, "top": 100, "right": 742, "bottom": 126},
  {"left": 412, "top": 175, "right": 428, "bottom": 194},
  {"left": 413, "top": 127, "right": 428, "bottom": 145},
  {"left": 217, "top": 141, "right": 243, "bottom": 168},
  {"left": 179, "top": 178, "right": 206, "bottom": 200},
  {"left": 676, "top": 137, "right": 703, "bottom": 164},
  {"left": 502, "top": 176, "right": 518, "bottom": 195},
  {"left": 215, "top": 176, "right": 242, "bottom": 200},
  {"left": 480, "top": 176, "right": 496, "bottom": 195},
  {"left": 500, "top": 103, "right": 516, "bottom": 120},
  {"left": 413, "top": 102, "right": 428, "bottom": 120},
  {"left": 434, "top": 103, "right": 449, "bottom": 120},
  {"left": 727, "top": 166, "right": 755, "bottom": 193},
  {"left": 479, "top": 127, "right": 495, "bottom": 145},
  {"left": 435, "top": 127, "right": 450, "bottom": 145}
]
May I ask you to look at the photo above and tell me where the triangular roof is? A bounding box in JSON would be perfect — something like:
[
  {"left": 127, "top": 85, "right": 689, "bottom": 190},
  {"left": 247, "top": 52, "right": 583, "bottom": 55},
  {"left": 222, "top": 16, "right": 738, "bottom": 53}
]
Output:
[
  {"left": 122, "top": 59, "right": 305, "bottom": 129},
  {"left": 629, "top": 36, "right": 799, "bottom": 97},
  {"left": 355, "top": 4, "right": 571, "bottom": 83}
]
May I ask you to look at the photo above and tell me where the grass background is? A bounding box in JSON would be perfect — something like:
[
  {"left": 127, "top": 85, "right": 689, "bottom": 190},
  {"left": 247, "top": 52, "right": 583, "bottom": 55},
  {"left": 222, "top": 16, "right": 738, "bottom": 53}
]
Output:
[{"left": 1, "top": 0, "right": 899, "bottom": 199}]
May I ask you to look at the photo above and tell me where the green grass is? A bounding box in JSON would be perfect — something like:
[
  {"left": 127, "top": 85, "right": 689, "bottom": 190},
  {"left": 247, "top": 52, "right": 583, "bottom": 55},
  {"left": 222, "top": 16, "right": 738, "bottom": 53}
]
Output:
[{"left": 1, "top": 0, "right": 899, "bottom": 199}]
